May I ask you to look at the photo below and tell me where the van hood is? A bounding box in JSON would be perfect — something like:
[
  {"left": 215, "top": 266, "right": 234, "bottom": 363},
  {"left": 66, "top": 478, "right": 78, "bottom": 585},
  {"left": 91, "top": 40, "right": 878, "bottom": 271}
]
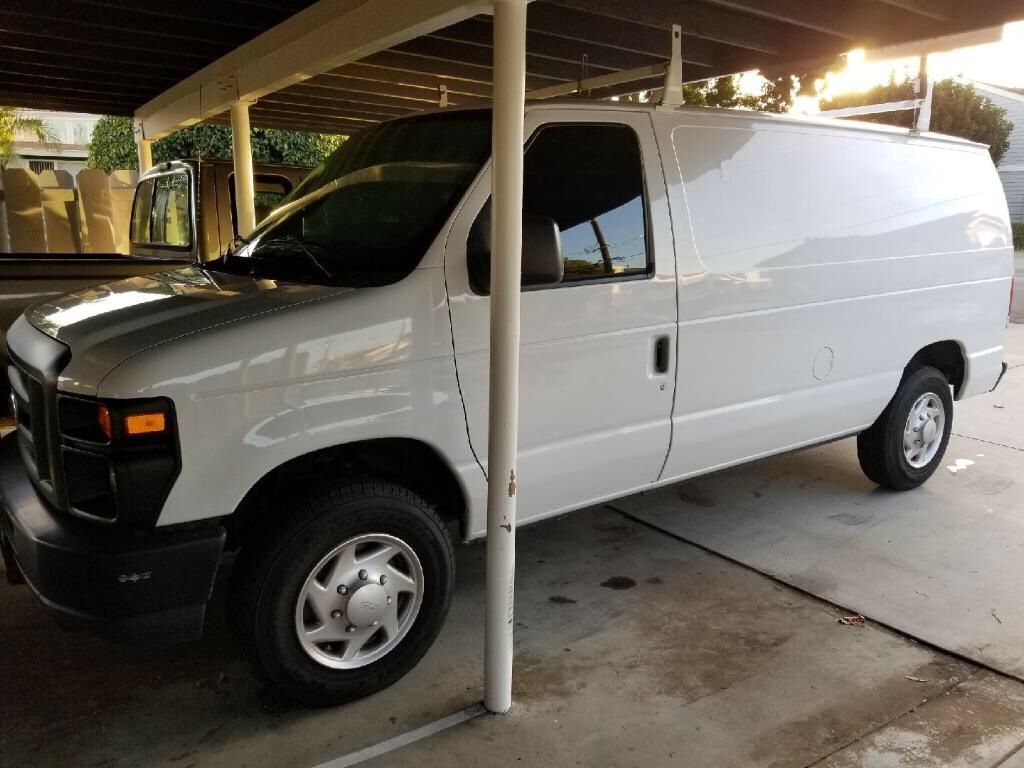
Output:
[{"left": 27, "top": 265, "right": 347, "bottom": 370}]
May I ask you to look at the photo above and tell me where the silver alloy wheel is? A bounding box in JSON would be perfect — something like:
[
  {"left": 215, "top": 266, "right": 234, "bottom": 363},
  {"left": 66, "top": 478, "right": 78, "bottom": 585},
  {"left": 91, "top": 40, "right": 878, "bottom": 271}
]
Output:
[
  {"left": 903, "top": 392, "right": 945, "bottom": 469},
  {"left": 294, "top": 533, "right": 424, "bottom": 670}
]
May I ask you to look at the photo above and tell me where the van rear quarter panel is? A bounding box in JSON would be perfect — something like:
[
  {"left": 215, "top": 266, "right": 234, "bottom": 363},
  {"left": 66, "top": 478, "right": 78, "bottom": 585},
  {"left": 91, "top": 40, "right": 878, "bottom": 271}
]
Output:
[{"left": 656, "top": 110, "right": 1012, "bottom": 481}]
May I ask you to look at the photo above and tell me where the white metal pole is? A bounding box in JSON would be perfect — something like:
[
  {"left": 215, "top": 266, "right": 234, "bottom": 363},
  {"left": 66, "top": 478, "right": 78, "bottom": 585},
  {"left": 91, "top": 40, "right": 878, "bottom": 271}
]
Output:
[
  {"left": 916, "top": 54, "right": 933, "bottom": 132},
  {"left": 136, "top": 139, "right": 153, "bottom": 173},
  {"left": 230, "top": 99, "right": 258, "bottom": 237},
  {"left": 484, "top": 0, "right": 527, "bottom": 716}
]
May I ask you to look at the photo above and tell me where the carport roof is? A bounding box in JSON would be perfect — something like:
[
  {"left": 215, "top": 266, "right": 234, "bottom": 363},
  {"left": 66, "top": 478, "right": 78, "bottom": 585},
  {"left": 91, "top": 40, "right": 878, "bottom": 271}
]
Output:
[
  {"left": 2, "top": 0, "right": 1023, "bottom": 136},
  {"left": 0, "top": 1, "right": 319, "bottom": 116}
]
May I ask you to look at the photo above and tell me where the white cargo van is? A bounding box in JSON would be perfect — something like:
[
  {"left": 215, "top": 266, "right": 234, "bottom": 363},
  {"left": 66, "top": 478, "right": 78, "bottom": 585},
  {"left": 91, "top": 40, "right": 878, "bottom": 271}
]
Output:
[{"left": 0, "top": 103, "right": 1013, "bottom": 706}]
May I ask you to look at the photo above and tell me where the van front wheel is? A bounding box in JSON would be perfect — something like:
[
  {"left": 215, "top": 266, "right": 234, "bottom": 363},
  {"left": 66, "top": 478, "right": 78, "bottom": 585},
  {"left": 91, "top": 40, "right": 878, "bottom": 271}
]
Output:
[
  {"left": 857, "top": 365, "right": 953, "bottom": 491},
  {"left": 232, "top": 479, "right": 455, "bottom": 706}
]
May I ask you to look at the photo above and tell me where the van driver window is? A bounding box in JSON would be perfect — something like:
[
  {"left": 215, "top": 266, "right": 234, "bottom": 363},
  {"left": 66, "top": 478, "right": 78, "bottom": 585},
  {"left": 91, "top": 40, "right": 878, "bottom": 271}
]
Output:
[{"left": 524, "top": 124, "right": 649, "bottom": 283}]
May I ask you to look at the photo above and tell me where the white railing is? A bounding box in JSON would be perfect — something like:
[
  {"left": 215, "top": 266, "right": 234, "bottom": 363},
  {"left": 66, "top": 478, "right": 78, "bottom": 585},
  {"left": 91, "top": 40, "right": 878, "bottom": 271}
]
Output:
[{"left": 816, "top": 98, "right": 923, "bottom": 119}]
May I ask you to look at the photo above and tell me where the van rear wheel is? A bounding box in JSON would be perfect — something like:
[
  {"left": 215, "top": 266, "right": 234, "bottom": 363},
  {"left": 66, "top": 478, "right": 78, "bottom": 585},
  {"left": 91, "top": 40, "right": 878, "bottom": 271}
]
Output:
[
  {"left": 231, "top": 479, "right": 455, "bottom": 707},
  {"left": 857, "top": 365, "right": 953, "bottom": 491}
]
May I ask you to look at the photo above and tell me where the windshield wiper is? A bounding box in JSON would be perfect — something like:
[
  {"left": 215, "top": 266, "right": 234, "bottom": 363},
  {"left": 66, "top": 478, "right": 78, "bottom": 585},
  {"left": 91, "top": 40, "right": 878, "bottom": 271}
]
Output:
[
  {"left": 243, "top": 234, "right": 338, "bottom": 283},
  {"left": 283, "top": 235, "right": 336, "bottom": 282}
]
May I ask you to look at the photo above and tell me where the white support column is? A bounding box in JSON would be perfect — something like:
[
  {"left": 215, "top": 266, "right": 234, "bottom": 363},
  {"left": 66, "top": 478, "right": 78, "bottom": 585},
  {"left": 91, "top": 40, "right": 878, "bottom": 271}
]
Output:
[
  {"left": 230, "top": 99, "right": 258, "bottom": 237},
  {"left": 133, "top": 119, "right": 153, "bottom": 173},
  {"left": 484, "top": 0, "right": 527, "bottom": 716},
  {"left": 915, "top": 54, "right": 933, "bottom": 132},
  {"left": 136, "top": 140, "right": 154, "bottom": 173}
]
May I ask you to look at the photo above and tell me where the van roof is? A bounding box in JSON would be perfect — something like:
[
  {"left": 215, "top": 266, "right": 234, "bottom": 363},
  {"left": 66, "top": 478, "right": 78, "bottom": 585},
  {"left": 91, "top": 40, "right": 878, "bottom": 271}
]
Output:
[
  {"left": 417, "top": 99, "right": 988, "bottom": 154},
  {"left": 527, "top": 100, "right": 989, "bottom": 152}
]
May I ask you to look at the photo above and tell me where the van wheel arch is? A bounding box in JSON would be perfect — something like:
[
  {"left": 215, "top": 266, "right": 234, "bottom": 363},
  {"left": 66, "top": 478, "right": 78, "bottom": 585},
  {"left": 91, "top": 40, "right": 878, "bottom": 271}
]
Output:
[
  {"left": 224, "top": 438, "right": 469, "bottom": 549},
  {"left": 907, "top": 340, "right": 965, "bottom": 397}
]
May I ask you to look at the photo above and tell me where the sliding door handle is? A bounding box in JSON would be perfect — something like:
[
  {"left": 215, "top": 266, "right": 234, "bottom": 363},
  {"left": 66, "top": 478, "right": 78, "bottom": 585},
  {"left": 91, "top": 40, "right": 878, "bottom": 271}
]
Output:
[{"left": 653, "top": 335, "right": 671, "bottom": 374}]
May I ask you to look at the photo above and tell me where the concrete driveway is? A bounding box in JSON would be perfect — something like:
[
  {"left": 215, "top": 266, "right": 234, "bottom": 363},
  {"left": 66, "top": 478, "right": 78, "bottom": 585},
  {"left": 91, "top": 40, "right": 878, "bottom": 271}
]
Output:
[
  {"left": 2, "top": 293, "right": 1024, "bottom": 767},
  {"left": 7, "top": 505, "right": 1024, "bottom": 768}
]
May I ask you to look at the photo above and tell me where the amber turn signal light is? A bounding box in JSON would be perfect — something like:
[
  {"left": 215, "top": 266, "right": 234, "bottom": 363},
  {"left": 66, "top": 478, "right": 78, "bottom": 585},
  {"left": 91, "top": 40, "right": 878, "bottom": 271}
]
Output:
[{"left": 124, "top": 412, "right": 167, "bottom": 436}]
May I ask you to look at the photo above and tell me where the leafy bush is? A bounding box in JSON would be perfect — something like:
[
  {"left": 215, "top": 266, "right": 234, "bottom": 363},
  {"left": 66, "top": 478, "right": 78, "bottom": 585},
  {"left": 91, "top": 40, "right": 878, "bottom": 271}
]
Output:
[
  {"left": 86, "top": 116, "right": 138, "bottom": 172},
  {"left": 1013, "top": 222, "right": 1024, "bottom": 252},
  {"left": 88, "top": 116, "right": 344, "bottom": 172}
]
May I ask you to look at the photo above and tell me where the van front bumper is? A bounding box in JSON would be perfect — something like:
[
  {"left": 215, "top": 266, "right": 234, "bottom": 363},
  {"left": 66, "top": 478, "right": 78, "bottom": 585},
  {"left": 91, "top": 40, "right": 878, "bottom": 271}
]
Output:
[{"left": 0, "top": 435, "right": 224, "bottom": 642}]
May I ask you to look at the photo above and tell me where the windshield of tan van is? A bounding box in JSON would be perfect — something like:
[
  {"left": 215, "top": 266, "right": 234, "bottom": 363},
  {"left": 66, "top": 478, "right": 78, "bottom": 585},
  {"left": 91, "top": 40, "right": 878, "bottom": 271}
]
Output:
[{"left": 212, "top": 111, "right": 490, "bottom": 287}]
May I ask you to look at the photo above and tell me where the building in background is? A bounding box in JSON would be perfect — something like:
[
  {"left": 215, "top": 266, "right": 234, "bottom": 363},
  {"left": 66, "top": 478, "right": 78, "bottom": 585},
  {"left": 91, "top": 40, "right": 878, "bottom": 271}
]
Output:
[
  {"left": 973, "top": 82, "right": 1024, "bottom": 223},
  {"left": 7, "top": 110, "right": 101, "bottom": 179}
]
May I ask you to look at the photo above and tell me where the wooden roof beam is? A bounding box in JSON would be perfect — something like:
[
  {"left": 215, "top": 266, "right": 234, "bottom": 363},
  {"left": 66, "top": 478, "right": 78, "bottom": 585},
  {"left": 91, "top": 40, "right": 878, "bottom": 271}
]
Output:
[
  {"left": 324, "top": 62, "right": 495, "bottom": 98},
  {"left": 545, "top": 0, "right": 783, "bottom": 53},
  {"left": 449, "top": 13, "right": 716, "bottom": 68},
  {"left": 873, "top": 0, "right": 953, "bottom": 21}
]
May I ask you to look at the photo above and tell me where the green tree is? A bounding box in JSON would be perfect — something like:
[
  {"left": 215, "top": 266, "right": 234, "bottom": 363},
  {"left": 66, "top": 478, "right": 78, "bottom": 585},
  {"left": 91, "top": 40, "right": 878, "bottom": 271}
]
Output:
[
  {"left": 87, "top": 116, "right": 344, "bottom": 172},
  {"left": 86, "top": 116, "right": 138, "bottom": 171},
  {"left": 678, "top": 73, "right": 795, "bottom": 112},
  {"left": 0, "top": 107, "right": 50, "bottom": 169},
  {"left": 820, "top": 78, "right": 1014, "bottom": 164},
  {"left": 677, "top": 56, "right": 845, "bottom": 114},
  {"left": 682, "top": 76, "right": 771, "bottom": 110}
]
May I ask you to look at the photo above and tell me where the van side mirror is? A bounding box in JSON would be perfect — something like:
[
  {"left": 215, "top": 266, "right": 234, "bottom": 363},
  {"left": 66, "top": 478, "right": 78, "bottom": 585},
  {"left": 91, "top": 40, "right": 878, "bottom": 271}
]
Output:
[{"left": 468, "top": 205, "right": 563, "bottom": 295}]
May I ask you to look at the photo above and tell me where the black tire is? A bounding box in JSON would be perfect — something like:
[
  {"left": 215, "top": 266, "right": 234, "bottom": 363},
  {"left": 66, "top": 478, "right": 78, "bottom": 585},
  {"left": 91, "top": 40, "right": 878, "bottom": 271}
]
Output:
[
  {"left": 857, "top": 365, "right": 953, "bottom": 491},
  {"left": 231, "top": 479, "right": 455, "bottom": 707}
]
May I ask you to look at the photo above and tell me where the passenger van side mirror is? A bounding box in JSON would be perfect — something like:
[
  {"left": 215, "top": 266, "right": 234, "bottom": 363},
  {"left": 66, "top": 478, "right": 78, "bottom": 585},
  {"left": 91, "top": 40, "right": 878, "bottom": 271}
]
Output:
[{"left": 468, "top": 204, "right": 563, "bottom": 295}]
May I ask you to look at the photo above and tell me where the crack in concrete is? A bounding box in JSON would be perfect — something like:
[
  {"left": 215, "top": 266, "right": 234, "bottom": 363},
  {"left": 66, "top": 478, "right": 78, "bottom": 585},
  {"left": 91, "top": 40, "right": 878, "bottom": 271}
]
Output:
[
  {"left": 610, "top": 503, "right": 1024, "bottom": 765},
  {"left": 609, "top": 504, "right": 1016, "bottom": 680},
  {"left": 993, "top": 739, "right": 1024, "bottom": 768},
  {"left": 952, "top": 433, "right": 1024, "bottom": 453},
  {"left": 801, "top": 671, "right": 983, "bottom": 768}
]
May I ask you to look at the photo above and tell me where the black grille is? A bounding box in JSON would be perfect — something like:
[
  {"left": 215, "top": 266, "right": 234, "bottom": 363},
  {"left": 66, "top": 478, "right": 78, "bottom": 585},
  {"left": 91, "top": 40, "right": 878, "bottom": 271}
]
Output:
[
  {"left": 8, "top": 362, "right": 51, "bottom": 486},
  {"left": 6, "top": 326, "right": 71, "bottom": 511},
  {"left": 62, "top": 447, "right": 117, "bottom": 520}
]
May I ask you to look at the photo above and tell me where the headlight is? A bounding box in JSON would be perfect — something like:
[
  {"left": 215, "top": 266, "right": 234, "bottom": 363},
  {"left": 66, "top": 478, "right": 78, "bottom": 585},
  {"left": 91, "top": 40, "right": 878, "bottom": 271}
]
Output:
[{"left": 57, "top": 396, "right": 180, "bottom": 527}]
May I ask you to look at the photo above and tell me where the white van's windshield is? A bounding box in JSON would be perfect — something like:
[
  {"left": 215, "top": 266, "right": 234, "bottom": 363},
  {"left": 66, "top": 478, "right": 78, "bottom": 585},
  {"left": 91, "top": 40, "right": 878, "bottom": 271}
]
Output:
[{"left": 211, "top": 110, "right": 491, "bottom": 287}]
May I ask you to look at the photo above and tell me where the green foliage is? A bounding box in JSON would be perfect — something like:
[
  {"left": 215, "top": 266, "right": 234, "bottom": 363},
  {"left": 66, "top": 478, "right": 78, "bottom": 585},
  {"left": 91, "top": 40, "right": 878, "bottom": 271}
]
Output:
[
  {"left": 0, "top": 106, "right": 49, "bottom": 169},
  {"left": 680, "top": 74, "right": 796, "bottom": 113},
  {"left": 85, "top": 116, "right": 138, "bottom": 172},
  {"left": 820, "top": 78, "right": 1014, "bottom": 164},
  {"left": 87, "top": 115, "right": 344, "bottom": 172},
  {"left": 1013, "top": 222, "right": 1024, "bottom": 252},
  {"left": 678, "top": 55, "right": 845, "bottom": 114}
]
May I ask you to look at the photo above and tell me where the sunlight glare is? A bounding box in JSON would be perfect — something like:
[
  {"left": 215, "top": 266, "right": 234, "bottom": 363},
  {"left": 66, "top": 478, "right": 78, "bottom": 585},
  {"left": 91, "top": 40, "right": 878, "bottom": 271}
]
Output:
[{"left": 768, "top": 21, "right": 1024, "bottom": 115}]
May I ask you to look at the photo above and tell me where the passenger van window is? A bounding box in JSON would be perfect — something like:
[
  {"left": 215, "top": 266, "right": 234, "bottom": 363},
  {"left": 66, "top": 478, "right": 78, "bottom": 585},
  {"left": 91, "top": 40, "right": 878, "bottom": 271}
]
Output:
[
  {"left": 130, "top": 178, "right": 155, "bottom": 243},
  {"left": 150, "top": 173, "right": 191, "bottom": 247},
  {"left": 524, "top": 124, "right": 649, "bottom": 283}
]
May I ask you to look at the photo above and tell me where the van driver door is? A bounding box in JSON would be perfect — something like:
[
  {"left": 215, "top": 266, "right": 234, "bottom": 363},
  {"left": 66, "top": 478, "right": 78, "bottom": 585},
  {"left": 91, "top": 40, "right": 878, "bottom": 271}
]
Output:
[{"left": 444, "top": 108, "right": 678, "bottom": 534}]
